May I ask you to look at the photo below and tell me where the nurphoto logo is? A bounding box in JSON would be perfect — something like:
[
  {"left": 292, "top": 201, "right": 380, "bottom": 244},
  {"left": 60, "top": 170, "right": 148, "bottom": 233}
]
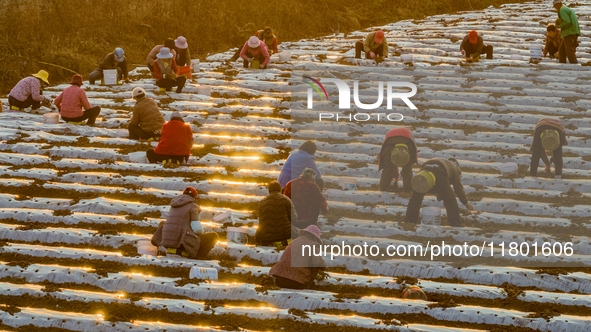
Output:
[{"left": 302, "top": 75, "right": 418, "bottom": 122}]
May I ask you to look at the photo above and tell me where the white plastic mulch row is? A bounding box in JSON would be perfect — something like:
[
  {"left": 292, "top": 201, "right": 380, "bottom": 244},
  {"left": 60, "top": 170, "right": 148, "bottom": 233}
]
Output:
[
  {"left": 0, "top": 283, "right": 405, "bottom": 331},
  {"left": 1, "top": 263, "right": 590, "bottom": 331}
]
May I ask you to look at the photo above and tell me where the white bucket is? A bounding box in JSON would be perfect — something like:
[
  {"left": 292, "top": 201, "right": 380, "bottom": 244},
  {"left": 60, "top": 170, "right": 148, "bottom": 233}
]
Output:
[
  {"left": 213, "top": 211, "right": 234, "bottom": 224},
  {"left": 421, "top": 206, "right": 441, "bottom": 225},
  {"left": 191, "top": 59, "right": 200, "bottom": 73},
  {"left": 197, "top": 85, "right": 211, "bottom": 96},
  {"left": 137, "top": 239, "right": 157, "bottom": 255},
  {"left": 499, "top": 162, "right": 518, "bottom": 174},
  {"left": 103, "top": 69, "right": 118, "bottom": 85},
  {"left": 529, "top": 43, "right": 543, "bottom": 59},
  {"left": 510, "top": 54, "right": 522, "bottom": 60},
  {"left": 116, "top": 128, "right": 128, "bottom": 138},
  {"left": 227, "top": 226, "right": 248, "bottom": 244},
  {"left": 278, "top": 51, "right": 291, "bottom": 61},
  {"left": 401, "top": 54, "right": 413, "bottom": 63},
  {"left": 128, "top": 151, "right": 148, "bottom": 164},
  {"left": 338, "top": 178, "right": 357, "bottom": 191},
  {"left": 189, "top": 267, "right": 218, "bottom": 281},
  {"left": 43, "top": 113, "right": 59, "bottom": 124}
]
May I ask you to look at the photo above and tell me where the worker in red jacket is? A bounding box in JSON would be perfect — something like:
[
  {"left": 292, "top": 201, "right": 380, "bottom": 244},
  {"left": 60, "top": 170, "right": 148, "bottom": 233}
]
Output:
[
  {"left": 146, "top": 111, "right": 193, "bottom": 164},
  {"left": 284, "top": 168, "right": 328, "bottom": 228},
  {"left": 378, "top": 127, "right": 419, "bottom": 192}
]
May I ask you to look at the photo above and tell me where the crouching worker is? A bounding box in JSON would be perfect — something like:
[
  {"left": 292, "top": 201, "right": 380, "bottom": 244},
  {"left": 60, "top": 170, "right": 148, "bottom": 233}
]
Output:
[
  {"left": 151, "top": 187, "right": 219, "bottom": 259},
  {"left": 460, "top": 30, "right": 493, "bottom": 62},
  {"left": 153, "top": 47, "right": 187, "bottom": 93},
  {"left": 405, "top": 158, "right": 473, "bottom": 226},
  {"left": 530, "top": 118, "right": 567, "bottom": 179},
  {"left": 241, "top": 36, "right": 271, "bottom": 69},
  {"left": 55, "top": 74, "right": 101, "bottom": 126},
  {"left": 255, "top": 181, "right": 296, "bottom": 247},
  {"left": 146, "top": 111, "right": 193, "bottom": 164},
  {"left": 269, "top": 225, "right": 326, "bottom": 289},
  {"left": 543, "top": 24, "right": 562, "bottom": 59},
  {"left": 129, "top": 87, "right": 164, "bottom": 140},
  {"left": 284, "top": 168, "right": 328, "bottom": 229},
  {"left": 88, "top": 47, "right": 130, "bottom": 84},
  {"left": 8, "top": 70, "right": 51, "bottom": 112},
  {"left": 355, "top": 30, "right": 388, "bottom": 60},
  {"left": 378, "top": 127, "right": 419, "bottom": 192}
]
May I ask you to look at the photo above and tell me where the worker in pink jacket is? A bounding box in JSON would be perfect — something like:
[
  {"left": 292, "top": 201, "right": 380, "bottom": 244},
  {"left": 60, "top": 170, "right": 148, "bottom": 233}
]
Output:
[
  {"left": 8, "top": 70, "right": 51, "bottom": 112},
  {"left": 269, "top": 225, "right": 326, "bottom": 289},
  {"left": 240, "top": 36, "right": 270, "bottom": 69},
  {"left": 54, "top": 74, "right": 101, "bottom": 126}
]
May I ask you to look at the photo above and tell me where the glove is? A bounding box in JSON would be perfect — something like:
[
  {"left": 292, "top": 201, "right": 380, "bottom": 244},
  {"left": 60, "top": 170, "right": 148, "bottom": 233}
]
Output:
[
  {"left": 461, "top": 49, "right": 466, "bottom": 56},
  {"left": 260, "top": 65, "right": 267, "bottom": 69},
  {"left": 369, "top": 51, "right": 375, "bottom": 59},
  {"left": 545, "top": 165, "right": 551, "bottom": 173},
  {"left": 190, "top": 220, "right": 204, "bottom": 234},
  {"left": 247, "top": 57, "right": 254, "bottom": 62},
  {"left": 41, "top": 98, "right": 52, "bottom": 107}
]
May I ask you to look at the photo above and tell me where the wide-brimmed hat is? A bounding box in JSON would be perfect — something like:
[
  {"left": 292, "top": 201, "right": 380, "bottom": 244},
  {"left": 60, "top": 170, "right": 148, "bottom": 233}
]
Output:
[
  {"left": 468, "top": 30, "right": 479, "bottom": 43},
  {"left": 391, "top": 144, "right": 410, "bottom": 167},
  {"left": 248, "top": 36, "right": 261, "bottom": 48},
  {"left": 157, "top": 47, "right": 174, "bottom": 59},
  {"left": 175, "top": 36, "right": 188, "bottom": 49},
  {"left": 32, "top": 70, "right": 49, "bottom": 85},
  {"left": 541, "top": 129, "right": 560, "bottom": 151},
  {"left": 553, "top": 0, "right": 562, "bottom": 4},
  {"left": 298, "top": 225, "right": 322, "bottom": 241},
  {"left": 374, "top": 30, "right": 385, "bottom": 44},
  {"left": 114, "top": 47, "right": 125, "bottom": 62},
  {"left": 70, "top": 74, "right": 83, "bottom": 86},
  {"left": 412, "top": 170, "right": 436, "bottom": 193}
]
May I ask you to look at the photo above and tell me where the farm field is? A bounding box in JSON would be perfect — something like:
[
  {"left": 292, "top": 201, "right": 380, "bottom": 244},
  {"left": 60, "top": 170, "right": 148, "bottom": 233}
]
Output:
[{"left": 1, "top": 1, "right": 591, "bottom": 331}]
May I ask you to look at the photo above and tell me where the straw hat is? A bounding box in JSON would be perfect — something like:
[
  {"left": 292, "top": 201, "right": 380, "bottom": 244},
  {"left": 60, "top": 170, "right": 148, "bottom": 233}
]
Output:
[
  {"left": 32, "top": 70, "right": 50, "bottom": 85},
  {"left": 541, "top": 129, "right": 560, "bottom": 151},
  {"left": 390, "top": 144, "right": 410, "bottom": 167},
  {"left": 411, "top": 170, "right": 436, "bottom": 193}
]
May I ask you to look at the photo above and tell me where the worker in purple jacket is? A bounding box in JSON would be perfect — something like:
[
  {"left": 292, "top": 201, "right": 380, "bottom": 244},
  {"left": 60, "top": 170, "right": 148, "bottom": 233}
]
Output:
[{"left": 278, "top": 141, "right": 323, "bottom": 191}]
